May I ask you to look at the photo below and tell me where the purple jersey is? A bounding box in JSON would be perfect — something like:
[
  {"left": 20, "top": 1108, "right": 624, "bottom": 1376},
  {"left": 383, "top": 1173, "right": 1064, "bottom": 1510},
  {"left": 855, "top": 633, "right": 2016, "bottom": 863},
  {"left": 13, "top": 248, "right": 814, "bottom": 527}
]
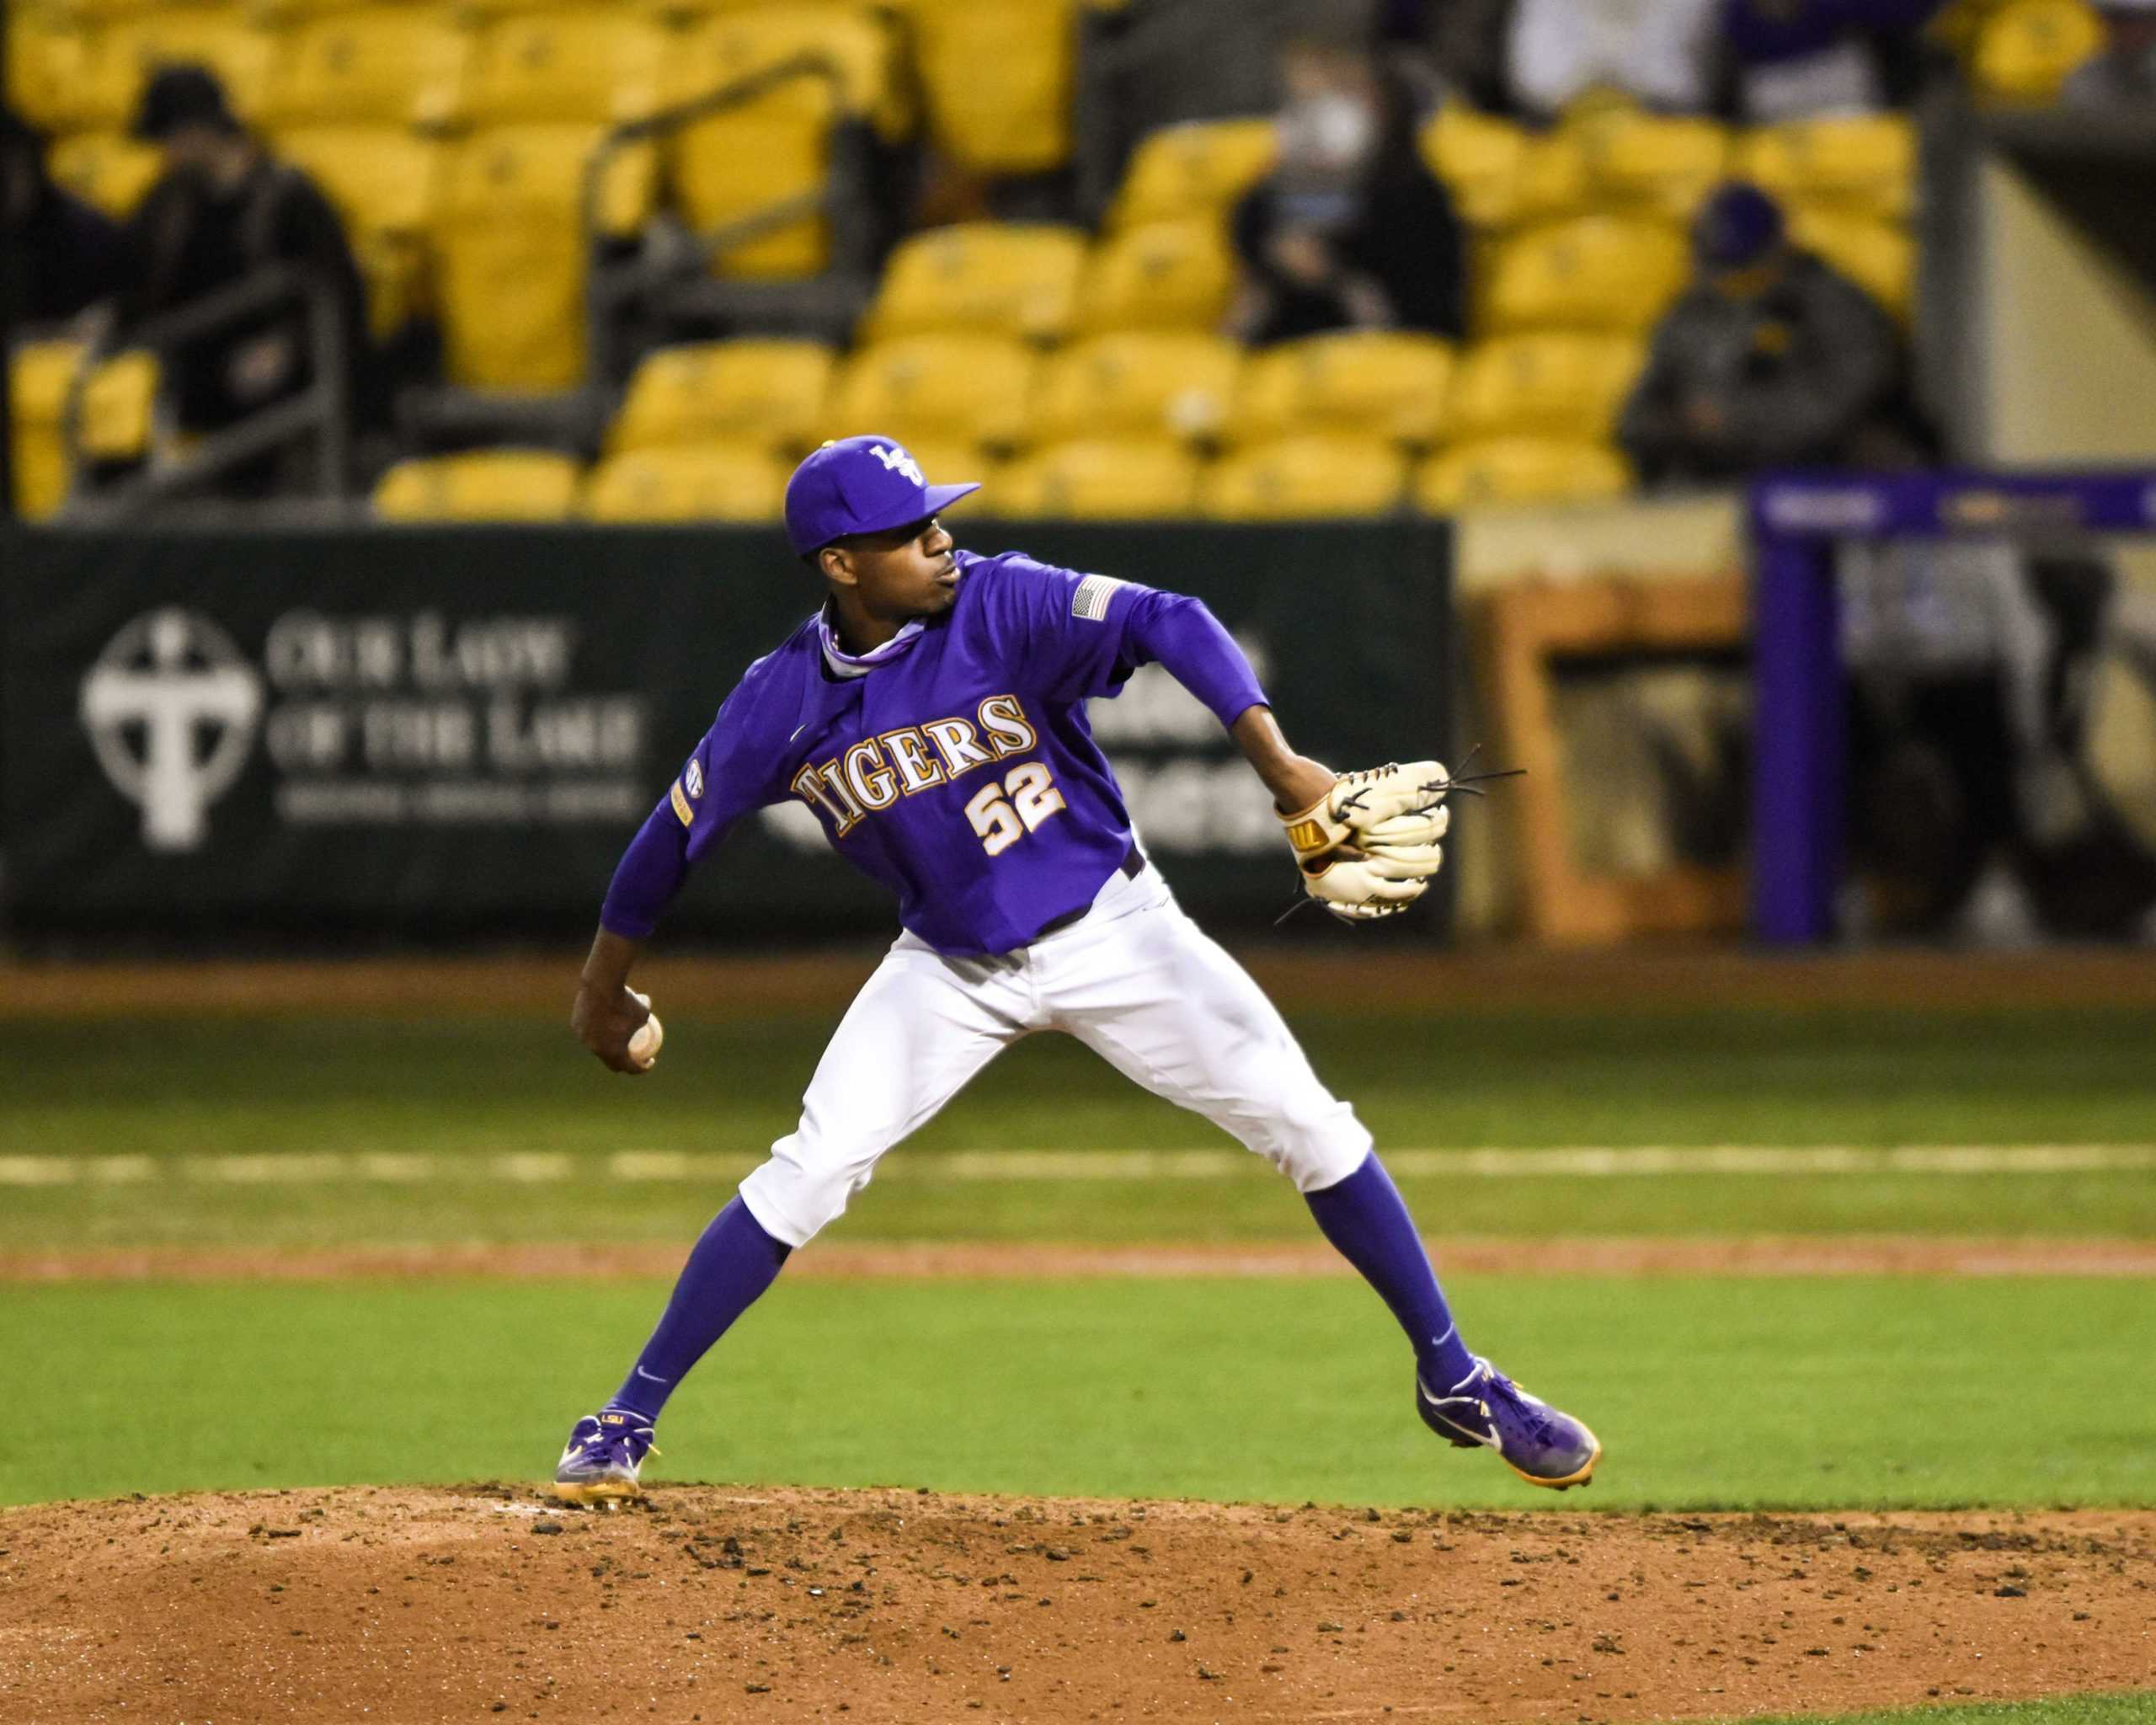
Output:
[{"left": 601, "top": 550, "right": 1268, "bottom": 957}]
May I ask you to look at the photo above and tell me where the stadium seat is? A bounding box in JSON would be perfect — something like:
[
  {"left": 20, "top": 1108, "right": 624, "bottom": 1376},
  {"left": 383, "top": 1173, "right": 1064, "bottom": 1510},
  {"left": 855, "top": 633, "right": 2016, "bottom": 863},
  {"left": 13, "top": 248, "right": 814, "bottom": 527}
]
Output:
[
  {"left": 1419, "top": 104, "right": 1528, "bottom": 229},
  {"left": 435, "top": 126, "right": 657, "bottom": 392},
  {"left": 671, "top": 3, "right": 910, "bottom": 144},
  {"left": 1508, "top": 129, "right": 1593, "bottom": 228},
  {"left": 1029, "top": 332, "right": 1243, "bottom": 446},
  {"left": 1572, "top": 108, "right": 1729, "bottom": 221},
  {"left": 1075, "top": 218, "right": 1237, "bottom": 334},
  {"left": 372, "top": 450, "right": 583, "bottom": 521},
  {"left": 1481, "top": 216, "right": 1690, "bottom": 334},
  {"left": 463, "top": 8, "right": 663, "bottom": 126},
  {"left": 45, "top": 131, "right": 163, "bottom": 219},
  {"left": 893, "top": 0, "right": 1076, "bottom": 175},
  {"left": 1107, "top": 118, "right": 1278, "bottom": 230},
  {"left": 609, "top": 341, "right": 837, "bottom": 456},
  {"left": 861, "top": 223, "right": 1087, "bottom": 344},
  {"left": 77, "top": 349, "right": 159, "bottom": 461},
  {"left": 1732, "top": 115, "right": 1915, "bottom": 223},
  {"left": 988, "top": 439, "right": 1203, "bottom": 519},
  {"left": 75, "top": 8, "right": 277, "bottom": 131},
  {"left": 584, "top": 444, "right": 788, "bottom": 521},
  {"left": 1790, "top": 210, "right": 1915, "bottom": 320},
  {"left": 1231, "top": 331, "right": 1456, "bottom": 449},
  {"left": 826, "top": 335, "right": 1039, "bottom": 454},
  {"left": 260, "top": 8, "right": 471, "bottom": 131},
  {"left": 11, "top": 342, "right": 82, "bottom": 521},
  {"left": 275, "top": 128, "right": 443, "bottom": 339},
  {"left": 668, "top": 6, "right": 904, "bottom": 281},
  {"left": 1970, "top": 0, "right": 2104, "bottom": 102},
  {"left": 1198, "top": 435, "right": 1408, "bottom": 520},
  {"left": 8, "top": 7, "right": 95, "bottom": 134},
  {"left": 1413, "top": 437, "right": 1631, "bottom": 513},
  {"left": 1446, "top": 333, "right": 1647, "bottom": 443}
]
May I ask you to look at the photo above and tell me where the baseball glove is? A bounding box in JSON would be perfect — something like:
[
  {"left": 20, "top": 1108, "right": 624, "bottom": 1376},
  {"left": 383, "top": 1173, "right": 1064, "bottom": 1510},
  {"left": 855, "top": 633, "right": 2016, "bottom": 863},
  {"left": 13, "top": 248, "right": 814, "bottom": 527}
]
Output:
[{"left": 1278, "top": 761, "right": 1453, "bottom": 922}]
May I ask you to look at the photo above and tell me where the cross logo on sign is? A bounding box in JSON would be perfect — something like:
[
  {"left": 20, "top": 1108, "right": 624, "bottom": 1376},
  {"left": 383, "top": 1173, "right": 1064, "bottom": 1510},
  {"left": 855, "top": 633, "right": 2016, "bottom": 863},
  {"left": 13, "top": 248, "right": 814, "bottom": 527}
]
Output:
[
  {"left": 869, "top": 444, "right": 925, "bottom": 486},
  {"left": 79, "top": 608, "right": 264, "bottom": 851}
]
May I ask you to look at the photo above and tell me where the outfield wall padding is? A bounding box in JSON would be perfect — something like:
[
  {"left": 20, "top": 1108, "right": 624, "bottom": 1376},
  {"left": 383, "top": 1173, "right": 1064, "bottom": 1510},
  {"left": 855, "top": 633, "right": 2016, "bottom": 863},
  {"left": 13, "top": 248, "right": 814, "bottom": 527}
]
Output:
[{"left": 0, "top": 521, "right": 1452, "bottom": 942}]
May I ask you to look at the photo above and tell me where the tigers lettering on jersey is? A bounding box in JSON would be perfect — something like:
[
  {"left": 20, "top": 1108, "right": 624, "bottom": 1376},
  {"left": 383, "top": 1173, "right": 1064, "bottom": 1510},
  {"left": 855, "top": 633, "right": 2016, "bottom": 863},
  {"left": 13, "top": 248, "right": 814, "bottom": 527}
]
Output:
[{"left": 788, "top": 693, "right": 1041, "bottom": 839}]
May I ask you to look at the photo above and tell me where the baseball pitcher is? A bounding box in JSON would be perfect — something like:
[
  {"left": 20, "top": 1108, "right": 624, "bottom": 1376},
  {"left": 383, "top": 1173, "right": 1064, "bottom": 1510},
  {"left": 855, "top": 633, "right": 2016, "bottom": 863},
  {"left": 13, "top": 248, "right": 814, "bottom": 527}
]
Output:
[{"left": 552, "top": 436, "right": 1598, "bottom": 1502}]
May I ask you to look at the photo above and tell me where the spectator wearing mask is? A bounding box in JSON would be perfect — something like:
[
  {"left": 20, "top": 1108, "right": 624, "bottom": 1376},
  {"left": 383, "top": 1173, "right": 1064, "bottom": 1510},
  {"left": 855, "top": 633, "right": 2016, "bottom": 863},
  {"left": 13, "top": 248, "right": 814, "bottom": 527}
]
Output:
[
  {"left": 121, "top": 65, "right": 373, "bottom": 495},
  {"left": 1506, "top": 0, "right": 1721, "bottom": 120},
  {"left": 3, "top": 104, "right": 130, "bottom": 325},
  {"left": 1228, "top": 34, "right": 1467, "bottom": 345},
  {"left": 1620, "top": 181, "right": 1922, "bottom": 486},
  {"left": 1721, "top": 0, "right": 1946, "bottom": 120},
  {"left": 2067, "top": 0, "right": 2156, "bottom": 105}
]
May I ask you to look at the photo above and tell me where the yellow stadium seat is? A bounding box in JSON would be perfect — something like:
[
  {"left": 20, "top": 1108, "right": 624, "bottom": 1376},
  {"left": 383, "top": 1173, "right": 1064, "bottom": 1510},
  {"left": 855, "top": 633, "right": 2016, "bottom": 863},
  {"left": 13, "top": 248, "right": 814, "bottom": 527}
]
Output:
[
  {"left": 464, "top": 8, "right": 663, "bottom": 126},
  {"left": 276, "top": 128, "right": 442, "bottom": 339},
  {"left": 1418, "top": 105, "right": 1528, "bottom": 229},
  {"left": 1508, "top": 130, "right": 1593, "bottom": 228},
  {"left": 1446, "top": 333, "right": 1646, "bottom": 443},
  {"left": 827, "top": 335, "right": 1039, "bottom": 454},
  {"left": 8, "top": 8, "right": 96, "bottom": 134},
  {"left": 894, "top": 0, "right": 1076, "bottom": 175},
  {"left": 989, "top": 439, "right": 1202, "bottom": 519},
  {"left": 862, "top": 223, "right": 1087, "bottom": 345},
  {"left": 1413, "top": 438, "right": 1631, "bottom": 513},
  {"left": 1198, "top": 435, "right": 1407, "bottom": 520},
  {"left": 584, "top": 444, "right": 788, "bottom": 522},
  {"left": 1790, "top": 209, "right": 1915, "bottom": 320},
  {"left": 46, "top": 131, "right": 163, "bottom": 219},
  {"left": 11, "top": 342, "right": 83, "bottom": 521},
  {"left": 1108, "top": 118, "right": 1278, "bottom": 231},
  {"left": 1732, "top": 115, "right": 1915, "bottom": 222},
  {"left": 1076, "top": 218, "right": 1236, "bottom": 334},
  {"left": 1481, "top": 216, "right": 1690, "bottom": 334},
  {"left": 373, "top": 451, "right": 583, "bottom": 521},
  {"left": 1030, "top": 333, "right": 1242, "bottom": 446},
  {"left": 1232, "top": 331, "right": 1456, "bottom": 449},
  {"left": 78, "top": 349, "right": 159, "bottom": 461},
  {"left": 670, "top": 4, "right": 910, "bottom": 144},
  {"left": 261, "top": 8, "right": 470, "bottom": 131},
  {"left": 1572, "top": 109, "right": 1728, "bottom": 221},
  {"left": 435, "top": 126, "right": 657, "bottom": 392},
  {"left": 610, "top": 341, "right": 837, "bottom": 456},
  {"left": 77, "top": 8, "right": 277, "bottom": 131},
  {"left": 1971, "top": 0, "right": 2104, "bottom": 102}
]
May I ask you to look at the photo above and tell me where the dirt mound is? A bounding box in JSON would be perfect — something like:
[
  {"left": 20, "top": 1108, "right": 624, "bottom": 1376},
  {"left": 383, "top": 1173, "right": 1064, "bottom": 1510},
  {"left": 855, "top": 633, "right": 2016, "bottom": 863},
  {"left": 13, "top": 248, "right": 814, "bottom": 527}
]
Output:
[{"left": 2, "top": 1487, "right": 2148, "bottom": 1723}]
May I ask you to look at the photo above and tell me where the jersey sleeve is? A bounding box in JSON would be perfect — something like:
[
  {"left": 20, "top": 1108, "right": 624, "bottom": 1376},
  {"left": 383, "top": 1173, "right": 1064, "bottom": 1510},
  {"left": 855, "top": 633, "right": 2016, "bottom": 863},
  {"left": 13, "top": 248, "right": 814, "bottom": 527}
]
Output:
[
  {"left": 980, "top": 552, "right": 1268, "bottom": 729},
  {"left": 599, "top": 673, "right": 784, "bottom": 938}
]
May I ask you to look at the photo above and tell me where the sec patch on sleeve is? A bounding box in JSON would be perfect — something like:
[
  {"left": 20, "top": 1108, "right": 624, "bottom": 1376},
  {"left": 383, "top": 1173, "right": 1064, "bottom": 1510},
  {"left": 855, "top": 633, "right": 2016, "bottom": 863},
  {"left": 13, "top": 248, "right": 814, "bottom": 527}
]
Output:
[{"left": 670, "top": 779, "right": 694, "bottom": 826}]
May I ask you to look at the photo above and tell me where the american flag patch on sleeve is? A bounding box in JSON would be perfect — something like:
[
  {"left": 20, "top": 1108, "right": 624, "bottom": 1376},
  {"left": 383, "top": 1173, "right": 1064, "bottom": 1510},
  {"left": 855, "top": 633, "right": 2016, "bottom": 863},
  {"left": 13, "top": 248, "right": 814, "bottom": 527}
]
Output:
[{"left": 1071, "top": 573, "right": 1124, "bottom": 622}]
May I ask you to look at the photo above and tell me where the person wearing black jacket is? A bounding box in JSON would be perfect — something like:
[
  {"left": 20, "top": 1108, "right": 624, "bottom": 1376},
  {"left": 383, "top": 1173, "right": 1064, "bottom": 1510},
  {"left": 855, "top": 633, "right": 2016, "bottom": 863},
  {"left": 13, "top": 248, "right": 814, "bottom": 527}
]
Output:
[
  {"left": 1228, "top": 35, "right": 1467, "bottom": 346},
  {"left": 122, "top": 64, "right": 374, "bottom": 496},
  {"left": 3, "top": 105, "right": 131, "bottom": 325}
]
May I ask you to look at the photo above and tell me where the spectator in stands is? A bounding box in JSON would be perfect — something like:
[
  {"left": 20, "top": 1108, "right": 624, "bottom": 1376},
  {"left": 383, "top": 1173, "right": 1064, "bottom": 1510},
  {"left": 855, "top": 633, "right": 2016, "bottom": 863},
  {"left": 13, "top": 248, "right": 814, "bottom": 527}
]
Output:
[
  {"left": 3, "top": 104, "right": 129, "bottom": 326},
  {"left": 120, "top": 65, "right": 373, "bottom": 497},
  {"left": 1378, "top": 0, "right": 1515, "bottom": 111},
  {"left": 1620, "top": 181, "right": 1921, "bottom": 486},
  {"left": 2066, "top": 0, "right": 2156, "bottom": 105},
  {"left": 1721, "top": 0, "right": 1947, "bottom": 120},
  {"left": 1228, "top": 33, "right": 1466, "bottom": 344},
  {"left": 1506, "top": 0, "right": 1720, "bottom": 120}
]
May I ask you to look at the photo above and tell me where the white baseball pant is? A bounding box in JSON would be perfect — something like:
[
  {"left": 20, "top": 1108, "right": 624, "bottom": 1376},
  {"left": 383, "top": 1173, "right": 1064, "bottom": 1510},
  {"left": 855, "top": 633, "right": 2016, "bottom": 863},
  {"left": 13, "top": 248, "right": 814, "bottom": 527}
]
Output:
[{"left": 738, "top": 862, "right": 1374, "bottom": 1247}]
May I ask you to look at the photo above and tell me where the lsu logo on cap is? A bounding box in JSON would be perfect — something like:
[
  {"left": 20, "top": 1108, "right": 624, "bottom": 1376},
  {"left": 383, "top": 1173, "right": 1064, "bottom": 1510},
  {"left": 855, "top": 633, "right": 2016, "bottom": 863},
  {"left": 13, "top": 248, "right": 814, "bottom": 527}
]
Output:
[{"left": 869, "top": 444, "right": 925, "bottom": 486}]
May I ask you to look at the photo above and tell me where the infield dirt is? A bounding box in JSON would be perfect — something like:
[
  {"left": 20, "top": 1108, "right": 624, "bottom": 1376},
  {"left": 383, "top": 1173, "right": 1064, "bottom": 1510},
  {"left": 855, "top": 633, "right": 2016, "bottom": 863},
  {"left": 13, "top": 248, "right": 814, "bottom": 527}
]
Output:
[{"left": 2, "top": 1487, "right": 2148, "bottom": 1723}]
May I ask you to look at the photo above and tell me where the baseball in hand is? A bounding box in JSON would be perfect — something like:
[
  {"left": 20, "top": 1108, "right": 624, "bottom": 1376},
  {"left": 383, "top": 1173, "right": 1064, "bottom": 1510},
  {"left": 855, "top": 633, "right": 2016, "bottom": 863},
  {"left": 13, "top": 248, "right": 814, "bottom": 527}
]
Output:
[{"left": 626, "top": 990, "right": 664, "bottom": 1071}]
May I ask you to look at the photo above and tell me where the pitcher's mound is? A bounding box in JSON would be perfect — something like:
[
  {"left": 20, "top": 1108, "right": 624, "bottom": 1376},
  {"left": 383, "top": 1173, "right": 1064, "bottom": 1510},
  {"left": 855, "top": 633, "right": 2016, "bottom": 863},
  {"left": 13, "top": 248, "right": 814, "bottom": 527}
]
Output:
[{"left": 3, "top": 1485, "right": 2149, "bottom": 1722}]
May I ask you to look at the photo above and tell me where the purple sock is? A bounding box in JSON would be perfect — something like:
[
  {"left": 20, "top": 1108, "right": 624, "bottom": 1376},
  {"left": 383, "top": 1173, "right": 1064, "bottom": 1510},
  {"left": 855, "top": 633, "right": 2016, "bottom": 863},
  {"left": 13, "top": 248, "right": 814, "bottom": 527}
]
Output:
[
  {"left": 1305, "top": 1151, "right": 1476, "bottom": 1391},
  {"left": 605, "top": 1197, "right": 790, "bottom": 1423}
]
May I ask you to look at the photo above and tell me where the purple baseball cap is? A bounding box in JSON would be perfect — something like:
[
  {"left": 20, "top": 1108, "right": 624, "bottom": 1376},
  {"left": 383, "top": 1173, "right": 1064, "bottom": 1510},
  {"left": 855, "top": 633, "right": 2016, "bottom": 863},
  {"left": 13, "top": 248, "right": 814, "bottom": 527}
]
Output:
[{"left": 784, "top": 435, "right": 981, "bottom": 556}]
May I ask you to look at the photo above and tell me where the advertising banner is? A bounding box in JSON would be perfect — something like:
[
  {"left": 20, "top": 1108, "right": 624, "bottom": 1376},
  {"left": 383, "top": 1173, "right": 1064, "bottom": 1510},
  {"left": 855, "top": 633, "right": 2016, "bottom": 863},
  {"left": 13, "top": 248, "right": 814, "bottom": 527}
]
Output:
[{"left": 1, "top": 521, "right": 1451, "bottom": 940}]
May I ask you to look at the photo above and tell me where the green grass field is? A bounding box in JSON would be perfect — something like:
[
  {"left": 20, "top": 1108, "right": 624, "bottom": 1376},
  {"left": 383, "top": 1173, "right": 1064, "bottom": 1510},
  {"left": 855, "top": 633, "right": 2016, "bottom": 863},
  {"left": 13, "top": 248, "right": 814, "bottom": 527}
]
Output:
[{"left": 4, "top": 991, "right": 2152, "bottom": 1722}]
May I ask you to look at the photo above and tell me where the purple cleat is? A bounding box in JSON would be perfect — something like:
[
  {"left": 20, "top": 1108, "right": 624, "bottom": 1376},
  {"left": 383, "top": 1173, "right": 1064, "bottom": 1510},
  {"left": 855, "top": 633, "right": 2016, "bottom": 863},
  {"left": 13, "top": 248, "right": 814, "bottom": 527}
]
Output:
[
  {"left": 1417, "top": 1356, "right": 1601, "bottom": 1490},
  {"left": 552, "top": 1410, "right": 658, "bottom": 1504}
]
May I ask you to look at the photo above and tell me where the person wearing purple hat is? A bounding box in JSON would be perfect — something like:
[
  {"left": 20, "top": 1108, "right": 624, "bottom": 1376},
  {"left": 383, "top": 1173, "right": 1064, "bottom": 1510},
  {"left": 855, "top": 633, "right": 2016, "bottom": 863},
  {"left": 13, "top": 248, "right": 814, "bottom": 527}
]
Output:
[
  {"left": 547, "top": 433, "right": 1603, "bottom": 1504},
  {"left": 1619, "top": 179, "right": 1923, "bottom": 486}
]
